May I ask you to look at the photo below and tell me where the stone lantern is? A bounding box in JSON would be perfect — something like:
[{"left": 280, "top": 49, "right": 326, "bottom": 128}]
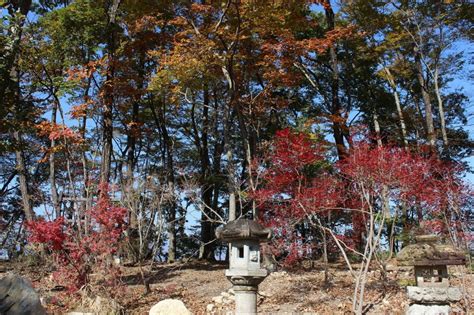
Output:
[
  {"left": 397, "top": 235, "right": 466, "bottom": 315},
  {"left": 216, "top": 219, "right": 272, "bottom": 315}
]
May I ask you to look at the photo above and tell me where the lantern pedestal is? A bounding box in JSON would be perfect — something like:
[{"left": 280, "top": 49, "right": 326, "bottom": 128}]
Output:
[
  {"left": 233, "top": 285, "right": 258, "bottom": 314},
  {"left": 225, "top": 269, "right": 267, "bottom": 314}
]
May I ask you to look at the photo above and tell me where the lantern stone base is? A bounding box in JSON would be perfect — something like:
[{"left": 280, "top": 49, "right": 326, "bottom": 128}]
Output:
[
  {"left": 407, "top": 286, "right": 462, "bottom": 303},
  {"left": 406, "top": 304, "right": 450, "bottom": 315},
  {"left": 405, "top": 286, "right": 462, "bottom": 315}
]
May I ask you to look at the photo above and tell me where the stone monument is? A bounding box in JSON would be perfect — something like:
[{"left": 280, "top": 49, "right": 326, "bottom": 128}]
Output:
[{"left": 397, "top": 235, "right": 466, "bottom": 315}]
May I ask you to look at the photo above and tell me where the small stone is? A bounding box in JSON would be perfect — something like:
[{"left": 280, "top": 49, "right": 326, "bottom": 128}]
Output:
[
  {"left": 228, "top": 288, "right": 235, "bottom": 295},
  {"left": 221, "top": 292, "right": 230, "bottom": 298},
  {"left": 149, "top": 299, "right": 191, "bottom": 315},
  {"left": 91, "top": 296, "right": 121, "bottom": 314},
  {"left": 206, "top": 304, "right": 215, "bottom": 312},
  {"left": 212, "top": 296, "right": 224, "bottom": 304},
  {"left": 271, "top": 271, "right": 288, "bottom": 278}
]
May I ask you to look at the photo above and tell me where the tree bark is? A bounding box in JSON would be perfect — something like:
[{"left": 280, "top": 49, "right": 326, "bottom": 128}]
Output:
[
  {"left": 383, "top": 66, "right": 408, "bottom": 148},
  {"left": 198, "top": 88, "right": 215, "bottom": 261},
  {"left": 13, "top": 131, "right": 34, "bottom": 221},
  {"left": 415, "top": 52, "right": 436, "bottom": 150},
  {"left": 161, "top": 103, "right": 177, "bottom": 264},
  {"left": 50, "top": 102, "right": 61, "bottom": 218},
  {"left": 3, "top": 1, "right": 33, "bottom": 221},
  {"left": 325, "top": 2, "right": 348, "bottom": 160},
  {"left": 434, "top": 66, "right": 448, "bottom": 146},
  {"left": 100, "top": 0, "right": 121, "bottom": 186}
]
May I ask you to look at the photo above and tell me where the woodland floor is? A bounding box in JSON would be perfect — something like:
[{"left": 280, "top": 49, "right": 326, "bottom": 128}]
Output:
[{"left": 1, "top": 259, "right": 473, "bottom": 314}]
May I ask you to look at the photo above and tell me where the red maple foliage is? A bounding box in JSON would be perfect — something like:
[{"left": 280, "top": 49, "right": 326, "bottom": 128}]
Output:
[
  {"left": 254, "top": 129, "right": 471, "bottom": 264},
  {"left": 26, "top": 185, "right": 127, "bottom": 294}
]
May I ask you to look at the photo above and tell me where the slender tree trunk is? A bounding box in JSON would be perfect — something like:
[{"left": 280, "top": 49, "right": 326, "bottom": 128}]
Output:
[
  {"left": 100, "top": 0, "right": 121, "bottom": 186},
  {"left": 50, "top": 102, "right": 61, "bottom": 218},
  {"left": 373, "top": 113, "right": 383, "bottom": 147},
  {"left": 415, "top": 52, "right": 436, "bottom": 150},
  {"left": 100, "top": 87, "right": 113, "bottom": 185},
  {"left": 383, "top": 67, "right": 408, "bottom": 148},
  {"left": 150, "top": 95, "right": 178, "bottom": 263},
  {"left": 14, "top": 131, "right": 34, "bottom": 221},
  {"left": 434, "top": 67, "right": 448, "bottom": 146},
  {"left": 162, "top": 103, "right": 177, "bottom": 263},
  {"left": 166, "top": 180, "right": 176, "bottom": 263},
  {"left": 373, "top": 113, "right": 390, "bottom": 218},
  {"left": 126, "top": 102, "right": 139, "bottom": 230},
  {"left": 80, "top": 97, "right": 90, "bottom": 235},
  {"left": 198, "top": 89, "right": 215, "bottom": 261},
  {"left": 4, "top": 1, "right": 33, "bottom": 221},
  {"left": 325, "top": 2, "right": 347, "bottom": 160}
]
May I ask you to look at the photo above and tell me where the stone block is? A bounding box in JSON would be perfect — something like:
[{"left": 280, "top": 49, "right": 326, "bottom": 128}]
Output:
[
  {"left": 407, "top": 304, "right": 450, "bottom": 315},
  {"left": 407, "top": 286, "right": 462, "bottom": 303}
]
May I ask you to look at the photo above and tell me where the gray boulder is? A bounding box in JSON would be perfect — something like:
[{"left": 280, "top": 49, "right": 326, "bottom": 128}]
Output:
[{"left": 0, "top": 273, "right": 47, "bottom": 315}]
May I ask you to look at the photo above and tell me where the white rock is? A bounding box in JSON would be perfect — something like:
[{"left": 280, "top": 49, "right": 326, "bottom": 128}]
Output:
[
  {"left": 271, "top": 271, "right": 288, "bottom": 278},
  {"left": 149, "top": 299, "right": 191, "bottom": 315},
  {"left": 206, "top": 304, "right": 214, "bottom": 312},
  {"left": 221, "top": 292, "right": 230, "bottom": 298},
  {"left": 212, "top": 296, "right": 224, "bottom": 304},
  {"left": 228, "top": 288, "right": 235, "bottom": 295}
]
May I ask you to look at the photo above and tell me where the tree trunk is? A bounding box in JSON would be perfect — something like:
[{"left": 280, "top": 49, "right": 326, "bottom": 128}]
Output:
[
  {"left": 383, "top": 66, "right": 408, "bottom": 148},
  {"left": 198, "top": 89, "right": 215, "bottom": 261},
  {"left": 373, "top": 113, "right": 390, "bottom": 217},
  {"left": 415, "top": 52, "right": 436, "bottom": 150},
  {"left": 100, "top": 84, "right": 113, "bottom": 185},
  {"left": 50, "top": 102, "right": 61, "bottom": 218},
  {"left": 325, "top": 2, "right": 347, "bottom": 160},
  {"left": 14, "top": 131, "right": 34, "bottom": 221},
  {"left": 434, "top": 66, "right": 448, "bottom": 146},
  {"left": 162, "top": 104, "right": 177, "bottom": 264},
  {"left": 100, "top": 0, "right": 121, "bottom": 186},
  {"left": 3, "top": 1, "right": 33, "bottom": 221}
]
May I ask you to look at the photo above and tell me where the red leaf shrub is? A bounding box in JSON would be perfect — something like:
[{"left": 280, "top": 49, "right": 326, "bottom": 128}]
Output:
[{"left": 26, "top": 185, "right": 127, "bottom": 294}]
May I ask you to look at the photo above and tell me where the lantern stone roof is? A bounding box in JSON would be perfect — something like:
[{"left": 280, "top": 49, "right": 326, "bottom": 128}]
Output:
[
  {"left": 397, "top": 235, "right": 466, "bottom": 266},
  {"left": 216, "top": 219, "right": 272, "bottom": 242}
]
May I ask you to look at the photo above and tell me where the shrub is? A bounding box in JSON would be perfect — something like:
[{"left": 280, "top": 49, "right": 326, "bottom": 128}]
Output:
[{"left": 26, "top": 187, "right": 127, "bottom": 295}]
